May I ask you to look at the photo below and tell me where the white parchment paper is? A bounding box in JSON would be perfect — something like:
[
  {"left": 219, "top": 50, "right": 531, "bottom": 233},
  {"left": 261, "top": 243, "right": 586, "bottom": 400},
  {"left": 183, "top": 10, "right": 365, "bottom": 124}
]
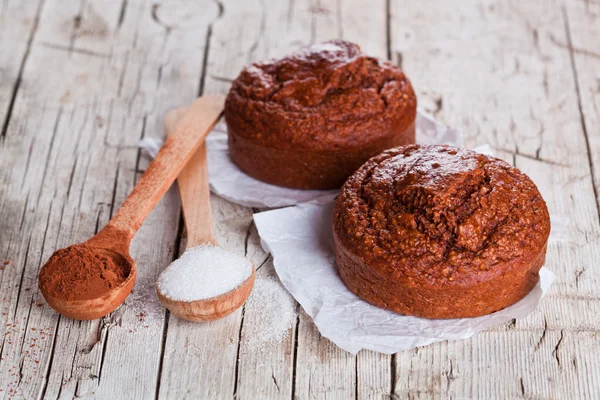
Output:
[
  {"left": 254, "top": 202, "right": 557, "bottom": 354},
  {"left": 139, "top": 110, "right": 564, "bottom": 354},
  {"left": 138, "top": 110, "right": 460, "bottom": 208}
]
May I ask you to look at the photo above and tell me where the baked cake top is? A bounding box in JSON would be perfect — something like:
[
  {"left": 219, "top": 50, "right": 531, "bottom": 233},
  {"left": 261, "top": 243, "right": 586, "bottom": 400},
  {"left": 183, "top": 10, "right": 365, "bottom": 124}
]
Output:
[
  {"left": 225, "top": 40, "right": 416, "bottom": 150},
  {"left": 333, "top": 144, "right": 551, "bottom": 286}
]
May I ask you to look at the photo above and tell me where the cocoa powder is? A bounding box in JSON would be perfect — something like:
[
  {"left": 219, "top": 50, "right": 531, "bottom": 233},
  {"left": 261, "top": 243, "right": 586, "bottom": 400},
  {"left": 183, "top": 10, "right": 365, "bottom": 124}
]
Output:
[{"left": 38, "top": 244, "right": 129, "bottom": 301}]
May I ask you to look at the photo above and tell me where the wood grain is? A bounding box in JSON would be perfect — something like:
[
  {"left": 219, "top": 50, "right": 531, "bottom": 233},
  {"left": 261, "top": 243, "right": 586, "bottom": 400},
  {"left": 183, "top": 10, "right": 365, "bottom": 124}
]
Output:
[
  {"left": 0, "top": 0, "right": 214, "bottom": 397},
  {"left": 390, "top": 0, "right": 600, "bottom": 397},
  {"left": 0, "top": 0, "right": 43, "bottom": 140},
  {"left": 0, "top": 0, "right": 599, "bottom": 398},
  {"left": 164, "top": 108, "right": 216, "bottom": 246},
  {"left": 107, "top": 95, "right": 224, "bottom": 238},
  {"left": 564, "top": 0, "right": 600, "bottom": 218},
  {"left": 157, "top": 105, "right": 255, "bottom": 323}
]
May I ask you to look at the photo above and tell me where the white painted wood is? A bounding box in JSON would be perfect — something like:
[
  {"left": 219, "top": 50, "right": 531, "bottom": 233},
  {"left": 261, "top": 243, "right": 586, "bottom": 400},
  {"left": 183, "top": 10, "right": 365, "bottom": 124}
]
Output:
[
  {"left": 0, "top": 1, "right": 46, "bottom": 398},
  {"left": 160, "top": 1, "right": 392, "bottom": 397},
  {"left": 357, "top": 351, "right": 392, "bottom": 400},
  {"left": 86, "top": 0, "right": 220, "bottom": 397},
  {"left": 0, "top": 0, "right": 43, "bottom": 131},
  {"left": 158, "top": 0, "right": 310, "bottom": 397},
  {"left": 0, "top": 0, "right": 214, "bottom": 398},
  {"left": 157, "top": 202, "right": 258, "bottom": 399},
  {"left": 564, "top": 0, "right": 600, "bottom": 215},
  {"left": 235, "top": 259, "right": 296, "bottom": 400},
  {"left": 295, "top": 309, "right": 356, "bottom": 400},
  {"left": 0, "top": 0, "right": 599, "bottom": 398},
  {"left": 203, "top": 0, "right": 313, "bottom": 96},
  {"left": 314, "top": 0, "right": 388, "bottom": 58},
  {"left": 390, "top": 0, "right": 600, "bottom": 398},
  {"left": 308, "top": 2, "right": 393, "bottom": 398}
]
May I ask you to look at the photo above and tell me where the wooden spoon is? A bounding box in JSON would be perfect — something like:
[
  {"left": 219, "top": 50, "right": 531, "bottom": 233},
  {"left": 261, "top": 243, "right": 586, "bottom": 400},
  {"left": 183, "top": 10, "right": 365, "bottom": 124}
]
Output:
[
  {"left": 156, "top": 108, "right": 255, "bottom": 322},
  {"left": 38, "top": 96, "right": 225, "bottom": 320}
]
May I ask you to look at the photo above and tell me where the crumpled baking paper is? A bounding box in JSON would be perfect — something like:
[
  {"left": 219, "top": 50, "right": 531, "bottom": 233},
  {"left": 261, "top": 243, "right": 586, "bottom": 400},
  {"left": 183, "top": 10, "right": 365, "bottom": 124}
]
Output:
[
  {"left": 140, "top": 110, "right": 564, "bottom": 354},
  {"left": 254, "top": 201, "right": 558, "bottom": 354},
  {"left": 138, "top": 110, "right": 460, "bottom": 208}
]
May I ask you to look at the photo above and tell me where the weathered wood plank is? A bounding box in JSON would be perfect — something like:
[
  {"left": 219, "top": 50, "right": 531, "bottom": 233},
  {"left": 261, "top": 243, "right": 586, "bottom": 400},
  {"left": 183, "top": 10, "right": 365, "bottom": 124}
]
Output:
[
  {"left": 235, "top": 259, "right": 296, "bottom": 400},
  {"left": 390, "top": 0, "right": 600, "bottom": 398},
  {"left": 157, "top": 201, "right": 259, "bottom": 399},
  {"left": 312, "top": 0, "right": 388, "bottom": 58},
  {"left": 0, "top": 0, "right": 43, "bottom": 139},
  {"left": 357, "top": 351, "right": 392, "bottom": 400},
  {"left": 159, "top": 1, "right": 392, "bottom": 398},
  {"left": 295, "top": 309, "right": 357, "bottom": 400},
  {"left": 564, "top": 0, "right": 600, "bottom": 218},
  {"left": 0, "top": 2, "right": 45, "bottom": 398},
  {"left": 158, "top": 0, "right": 307, "bottom": 397},
  {"left": 1, "top": 0, "right": 598, "bottom": 398},
  {"left": 304, "top": 2, "right": 393, "bottom": 398},
  {"left": 0, "top": 0, "right": 217, "bottom": 398},
  {"left": 54, "top": 0, "right": 220, "bottom": 397}
]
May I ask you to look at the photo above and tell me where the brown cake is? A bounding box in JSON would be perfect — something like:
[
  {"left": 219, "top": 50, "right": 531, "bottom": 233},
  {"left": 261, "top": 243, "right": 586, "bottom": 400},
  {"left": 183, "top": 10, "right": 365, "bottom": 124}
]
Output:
[
  {"left": 333, "top": 144, "right": 551, "bottom": 319},
  {"left": 225, "top": 40, "right": 417, "bottom": 190}
]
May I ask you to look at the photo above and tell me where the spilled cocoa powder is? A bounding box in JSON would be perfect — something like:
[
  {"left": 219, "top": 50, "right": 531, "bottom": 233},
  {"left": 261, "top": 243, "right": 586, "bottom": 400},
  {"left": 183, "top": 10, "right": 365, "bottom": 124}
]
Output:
[{"left": 38, "top": 244, "right": 129, "bottom": 301}]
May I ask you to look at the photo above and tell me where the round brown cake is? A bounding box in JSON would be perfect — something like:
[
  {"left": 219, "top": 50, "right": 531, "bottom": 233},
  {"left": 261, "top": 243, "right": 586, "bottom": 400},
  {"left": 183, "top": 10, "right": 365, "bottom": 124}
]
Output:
[
  {"left": 224, "top": 40, "right": 417, "bottom": 190},
  {"left": 333, "top": 144, "right": 551, "bottom": 319}
]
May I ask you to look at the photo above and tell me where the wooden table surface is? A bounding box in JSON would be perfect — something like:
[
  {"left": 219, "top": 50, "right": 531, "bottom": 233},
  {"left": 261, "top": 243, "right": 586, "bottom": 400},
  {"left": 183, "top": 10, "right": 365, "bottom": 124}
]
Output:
[{"left": 1, "top": 0, "right": 599, "bottom": 398}]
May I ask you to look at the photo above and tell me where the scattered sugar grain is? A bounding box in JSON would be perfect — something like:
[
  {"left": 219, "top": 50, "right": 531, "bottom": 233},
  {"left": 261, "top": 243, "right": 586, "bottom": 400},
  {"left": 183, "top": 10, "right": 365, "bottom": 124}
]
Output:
[
  {"left": 243, "top": 277, "right": 296, "bottom": 352},
  {"left": 125, "top": 284, "right": 164, "bottom": 327},
  {"left": 157, "top": 244, "right": 252, "bottom": 301}
]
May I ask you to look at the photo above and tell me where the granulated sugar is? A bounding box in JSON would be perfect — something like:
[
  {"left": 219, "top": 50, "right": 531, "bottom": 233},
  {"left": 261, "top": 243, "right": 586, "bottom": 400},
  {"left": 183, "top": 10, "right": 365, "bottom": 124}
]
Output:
[
  {"left": 243, "top": 277, "right": 296, "bottom": 351},
  {"left": 157, "top": 244, "right": 252, "bottom": 301}
]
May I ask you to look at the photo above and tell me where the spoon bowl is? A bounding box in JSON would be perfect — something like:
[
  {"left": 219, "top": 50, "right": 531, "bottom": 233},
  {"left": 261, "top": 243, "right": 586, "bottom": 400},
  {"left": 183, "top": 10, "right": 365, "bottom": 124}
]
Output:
[
  {"left": 157, "top": 264, "right": 255, "bottom": 322},
  {"left": 41, "top": 250, "right": 136, "bottom": 320},
  {"left": 38, "top": 96, "right": 225, "bottom": 320},
  {"left": 38, "top": 225, "right": 138, "bottom": 320},
  {"left": 156, "top": 108, "right": 256, "bottom": 322}
]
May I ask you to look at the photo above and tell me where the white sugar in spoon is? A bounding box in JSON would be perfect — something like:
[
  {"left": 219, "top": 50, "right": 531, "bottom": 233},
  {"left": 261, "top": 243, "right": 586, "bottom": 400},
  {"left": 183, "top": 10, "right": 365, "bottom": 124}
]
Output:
[{"left": 156, "top": 108, "right": 255, "bottom": 322}]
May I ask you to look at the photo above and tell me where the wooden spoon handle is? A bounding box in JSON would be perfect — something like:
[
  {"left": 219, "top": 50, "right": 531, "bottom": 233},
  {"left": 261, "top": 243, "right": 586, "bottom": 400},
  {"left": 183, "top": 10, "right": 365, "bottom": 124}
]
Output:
[
  {"left": 104, "top": 96, "right": 224, "bottom": 241},
  {"left": 164, "top": 108, "right": 216, "bottom": 247}
]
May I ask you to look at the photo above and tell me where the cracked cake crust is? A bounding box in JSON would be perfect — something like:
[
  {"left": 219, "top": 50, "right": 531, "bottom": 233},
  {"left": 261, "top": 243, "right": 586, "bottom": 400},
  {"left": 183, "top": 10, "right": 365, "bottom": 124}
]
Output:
[
  {"left": 225, "top": 40, "right": 417, "bottom": 189},
  {"left": 333, "top": 144, "right": 551, "bottom": 318}
]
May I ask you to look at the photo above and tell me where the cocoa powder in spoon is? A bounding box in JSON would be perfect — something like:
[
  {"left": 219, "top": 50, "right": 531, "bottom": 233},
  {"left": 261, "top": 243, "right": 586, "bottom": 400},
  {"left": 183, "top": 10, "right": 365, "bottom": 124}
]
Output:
[{"left": 38, "top": 244, "right": 130, "bottom": 301}]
